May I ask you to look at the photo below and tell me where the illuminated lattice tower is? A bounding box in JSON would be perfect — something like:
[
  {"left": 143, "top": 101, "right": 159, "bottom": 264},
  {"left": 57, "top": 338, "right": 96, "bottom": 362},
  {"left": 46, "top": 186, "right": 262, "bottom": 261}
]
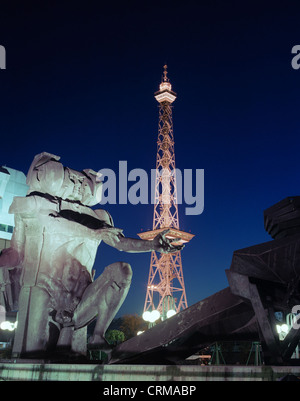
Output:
[{"left": 138, "top": 66, "right": 194, "bottom": 320}]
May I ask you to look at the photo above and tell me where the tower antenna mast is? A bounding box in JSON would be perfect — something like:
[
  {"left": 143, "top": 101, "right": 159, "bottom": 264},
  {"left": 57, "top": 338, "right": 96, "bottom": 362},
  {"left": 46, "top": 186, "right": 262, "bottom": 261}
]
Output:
[{"left": 138, "top": 66, "right": 194, "bottom": 320}]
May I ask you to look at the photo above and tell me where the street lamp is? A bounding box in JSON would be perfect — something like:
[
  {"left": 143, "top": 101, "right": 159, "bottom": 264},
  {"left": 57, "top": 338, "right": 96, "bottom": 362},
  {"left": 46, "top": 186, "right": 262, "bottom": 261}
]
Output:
[
  {"left": 142, "top": 311, "right": 151, "bottom": 322},
  {"left": 142, "top": 310, "right": 161, "bottom": 324},
  {"left": 0, "top": 321, "right": 17, "bottom": 331},
  {"left": 166, "top": 309, "right": 176, "bottom": 319}
]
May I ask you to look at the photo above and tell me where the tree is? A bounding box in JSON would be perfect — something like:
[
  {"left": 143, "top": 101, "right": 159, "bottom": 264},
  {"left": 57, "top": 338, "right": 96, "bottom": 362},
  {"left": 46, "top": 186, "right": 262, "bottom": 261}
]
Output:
[
  {"left": 106, "top": 329, "right": 125, "bottom": 346},
  {"left": 120, "top": 314, "right": 147, "bottom": 340}
]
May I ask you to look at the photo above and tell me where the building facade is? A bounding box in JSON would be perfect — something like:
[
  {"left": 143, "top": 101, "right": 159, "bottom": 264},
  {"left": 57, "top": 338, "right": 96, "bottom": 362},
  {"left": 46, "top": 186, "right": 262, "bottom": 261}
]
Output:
[{"left": 0, "top": 166, "right": 28, "bottom": 250}]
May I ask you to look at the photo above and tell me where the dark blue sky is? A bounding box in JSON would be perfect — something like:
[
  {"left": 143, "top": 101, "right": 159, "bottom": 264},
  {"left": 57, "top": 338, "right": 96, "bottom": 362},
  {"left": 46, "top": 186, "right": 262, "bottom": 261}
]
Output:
[{"left": 1, "top": 0, "right": 300, "bottom": 316}]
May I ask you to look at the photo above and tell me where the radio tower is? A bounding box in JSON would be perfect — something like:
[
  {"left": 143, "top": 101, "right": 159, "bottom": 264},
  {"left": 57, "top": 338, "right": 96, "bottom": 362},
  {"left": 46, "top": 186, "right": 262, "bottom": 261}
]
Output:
[{"left": 138, "top": 65, "right": 194, "bottom": 321}]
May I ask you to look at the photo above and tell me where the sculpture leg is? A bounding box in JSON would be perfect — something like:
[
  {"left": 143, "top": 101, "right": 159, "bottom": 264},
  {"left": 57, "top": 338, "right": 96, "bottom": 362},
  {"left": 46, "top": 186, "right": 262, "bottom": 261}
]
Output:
[
  {"left": 25, "top": 286, "right": 52, "bottom": 354},
  {"left": 226, "top": 269, "right": 283, "bottom": 364},
  {"left": 73, "top": 261, "right": 132, "bottom": 350}
]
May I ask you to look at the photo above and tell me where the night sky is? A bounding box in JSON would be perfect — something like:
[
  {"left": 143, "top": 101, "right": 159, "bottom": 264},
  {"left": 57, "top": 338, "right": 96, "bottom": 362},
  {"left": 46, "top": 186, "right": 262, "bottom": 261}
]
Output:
[{"left": 1, "top": 1, "right": 300, "bottom": 317}]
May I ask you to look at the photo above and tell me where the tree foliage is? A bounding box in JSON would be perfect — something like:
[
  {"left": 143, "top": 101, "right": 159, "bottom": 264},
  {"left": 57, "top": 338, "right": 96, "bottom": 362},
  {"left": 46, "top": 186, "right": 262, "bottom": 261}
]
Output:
[
  {"left": 120, "top": 314, "right": 147, "bottom": 340},
  {"left": 106, "top": 329, "right": 125, "bottom": 345}
]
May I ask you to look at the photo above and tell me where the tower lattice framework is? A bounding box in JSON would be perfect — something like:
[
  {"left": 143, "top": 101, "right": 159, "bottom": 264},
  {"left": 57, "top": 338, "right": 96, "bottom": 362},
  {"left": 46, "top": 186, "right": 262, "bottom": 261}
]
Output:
[{"left": 138, "top": 66, "right": 194, "bottom": 319}]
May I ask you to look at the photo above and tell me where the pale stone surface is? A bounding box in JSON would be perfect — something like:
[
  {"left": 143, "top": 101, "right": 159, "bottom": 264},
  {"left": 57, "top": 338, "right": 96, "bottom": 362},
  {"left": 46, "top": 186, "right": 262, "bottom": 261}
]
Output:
[{"left": 0, "top": 152, "right": 182, "bottom": 358}]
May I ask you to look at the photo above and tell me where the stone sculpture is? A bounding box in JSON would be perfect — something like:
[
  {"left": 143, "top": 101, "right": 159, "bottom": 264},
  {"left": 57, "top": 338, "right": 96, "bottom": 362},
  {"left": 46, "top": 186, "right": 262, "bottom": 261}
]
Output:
[{"left": 0, "top": 152, "right": 183, "bottom": 358}]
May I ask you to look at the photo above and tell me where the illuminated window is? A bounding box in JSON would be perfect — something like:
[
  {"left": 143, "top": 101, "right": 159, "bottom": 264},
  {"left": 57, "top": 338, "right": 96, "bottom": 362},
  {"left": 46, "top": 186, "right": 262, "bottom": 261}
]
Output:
[{"left": 0, "top": 224, "right": 13, "bottom": 233}]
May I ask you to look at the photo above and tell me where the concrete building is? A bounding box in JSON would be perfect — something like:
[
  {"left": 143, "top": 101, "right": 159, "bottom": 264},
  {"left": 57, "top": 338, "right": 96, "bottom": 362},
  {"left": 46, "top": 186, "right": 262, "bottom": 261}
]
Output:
[
  {"left": 0, "top": 166, "right": 28, "bottom": 249},
  {"left": 0, "top": 167, "right": 28, "bottom": 349}
]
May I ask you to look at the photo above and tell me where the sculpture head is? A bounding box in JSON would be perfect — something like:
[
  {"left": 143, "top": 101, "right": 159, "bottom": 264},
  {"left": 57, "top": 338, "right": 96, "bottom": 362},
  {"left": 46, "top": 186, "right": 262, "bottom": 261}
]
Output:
[{"left": 26, "top": 152, "right": 103, "bottom": 206}]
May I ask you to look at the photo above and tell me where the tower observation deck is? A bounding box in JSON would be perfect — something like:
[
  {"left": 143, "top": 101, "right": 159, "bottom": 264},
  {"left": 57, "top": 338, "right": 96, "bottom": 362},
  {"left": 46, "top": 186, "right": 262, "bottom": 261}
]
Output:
[{"left": 138, "top": 65, "right": 194, "bottom": 321}]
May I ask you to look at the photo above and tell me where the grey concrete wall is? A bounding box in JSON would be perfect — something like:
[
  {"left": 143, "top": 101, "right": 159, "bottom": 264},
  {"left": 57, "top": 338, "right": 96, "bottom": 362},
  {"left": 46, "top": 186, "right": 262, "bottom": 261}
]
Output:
[{"left": 0, "top": 363, "right": 300, "bottom": 381}]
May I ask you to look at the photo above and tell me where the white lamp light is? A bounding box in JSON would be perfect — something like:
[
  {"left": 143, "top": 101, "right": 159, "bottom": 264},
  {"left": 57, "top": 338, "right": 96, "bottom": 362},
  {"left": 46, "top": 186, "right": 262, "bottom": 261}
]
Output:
[
  {"left": 142, "top": 311, "right": 151, "bottom": 322},
  {"left": 149, "top": 310, "right": 160, "bottom": 323},
  {"left": 0, "top": 321, "right": 16, "bottom": 331},
  {"left": 143, "top": 310, "right": 161, "bottom": 323},
  {"left": 276, "top": 323, "right": 289, "bottom": 338},
  {"left": 166, "top": 309, "right": 176, "bottom": 319}
]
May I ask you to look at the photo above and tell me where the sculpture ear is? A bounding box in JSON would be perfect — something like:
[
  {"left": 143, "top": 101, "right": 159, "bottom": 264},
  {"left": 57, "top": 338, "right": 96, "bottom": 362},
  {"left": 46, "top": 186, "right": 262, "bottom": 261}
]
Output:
[
  {"left": 82, "top": 168, "right": 98, "bottom": 179},
  {"left": 82, "top": 168, "right": 103, "bottom": 206},
  {"left": 82, "top": 169, "right": 99, "bottom": 188}
]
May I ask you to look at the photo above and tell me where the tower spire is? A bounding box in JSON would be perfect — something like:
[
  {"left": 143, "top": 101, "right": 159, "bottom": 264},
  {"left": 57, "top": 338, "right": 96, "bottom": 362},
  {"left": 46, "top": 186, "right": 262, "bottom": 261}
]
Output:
[
  {"left": 138, "top": 66, "right": 194, "bottom": 322},
  {"left": 163, "top": 64, "right": 169, "bottom": 82}
]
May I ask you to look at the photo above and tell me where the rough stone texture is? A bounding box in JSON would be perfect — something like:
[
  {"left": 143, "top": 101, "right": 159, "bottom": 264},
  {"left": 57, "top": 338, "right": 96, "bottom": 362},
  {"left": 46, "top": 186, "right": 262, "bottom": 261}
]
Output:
[
  {"left": 110, "top": 287, "right": 258, "bottom": 364},
  {"left": 110, "top": 197, "right": 300, "bottom": 366},
  {"left": 0, "top": 152, "right": 181, "bottom": 359},
  {"left": 227, "top": 198, "right": 300, "bottom": 364}
]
